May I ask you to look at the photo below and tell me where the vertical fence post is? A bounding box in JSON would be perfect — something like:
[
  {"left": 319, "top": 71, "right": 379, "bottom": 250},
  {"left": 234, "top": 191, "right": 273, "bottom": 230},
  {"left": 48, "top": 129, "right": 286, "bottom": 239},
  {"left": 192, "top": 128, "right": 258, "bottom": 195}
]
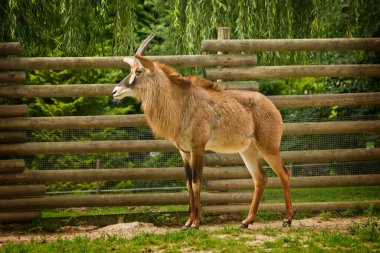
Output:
[
  {"left": 96, "top": 159, "right": 101, "bottom": 194},
  {"left": 216, "top": 27, "right": 231, "bottom": 84}
]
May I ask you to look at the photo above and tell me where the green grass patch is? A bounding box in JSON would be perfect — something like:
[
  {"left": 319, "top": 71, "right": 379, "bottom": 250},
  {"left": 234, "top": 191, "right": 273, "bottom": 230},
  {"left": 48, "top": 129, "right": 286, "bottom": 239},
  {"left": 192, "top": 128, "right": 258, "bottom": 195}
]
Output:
[{"left": 1, "top": 221, "right": 379, "bottom": 253}]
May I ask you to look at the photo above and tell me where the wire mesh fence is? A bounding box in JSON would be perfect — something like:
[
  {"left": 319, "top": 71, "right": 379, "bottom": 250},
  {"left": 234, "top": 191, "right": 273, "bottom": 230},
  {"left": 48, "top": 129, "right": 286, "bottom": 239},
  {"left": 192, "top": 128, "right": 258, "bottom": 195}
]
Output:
[{"left": 21, "top": 115, "right": 379, "bottom": 195}]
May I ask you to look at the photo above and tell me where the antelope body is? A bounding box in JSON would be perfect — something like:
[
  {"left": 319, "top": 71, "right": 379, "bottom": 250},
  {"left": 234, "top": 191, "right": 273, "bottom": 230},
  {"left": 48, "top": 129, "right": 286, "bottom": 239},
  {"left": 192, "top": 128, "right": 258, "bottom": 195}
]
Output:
[{"left": 112, "top": 36, "right": 293, "bottom": 229}]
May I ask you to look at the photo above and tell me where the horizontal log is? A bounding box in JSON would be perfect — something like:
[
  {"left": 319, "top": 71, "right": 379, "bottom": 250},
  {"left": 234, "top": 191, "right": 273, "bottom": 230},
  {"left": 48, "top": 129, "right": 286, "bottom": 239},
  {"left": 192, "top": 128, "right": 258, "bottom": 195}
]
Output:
[
  {"left": 206, "top": 175, "right": 380, "bottom": 191},
  {"left": 0, "top": 140, "right": 177, "bottom": 155},
  {"left": 0, "top": 114, "right": 379, "bottom": 133},
  {"left": 202, "top": 38, "right": 380, "bottom": 52},
  {"left": 1, "top": 192, "right": 379, "bottom": 211},
  {"left": 0, "top": 114, "right": 147, "bottom": 130},
  {"left": 1, "top": 86, "right": 378, "bottom": 109},
  {"left": 0, "top": 192, "right": 255, "bottom": 210},
  {"left": 0, "top": 211, "right": 41, "bottom": 223},
  {"left": 205, "top": 148, "right": 380, "bottom": 166},
  {"left": 0, "top": 131, "right": 26, "bottom": 143},
  {"left": 0, "top": 81, "right": 259, "bottom": 98},
  {"left": 0, "top": 71, "right": 26, "bottom": 83},
  {"left": 0, "top": 54, "right": 257, "bottom": 70},
  {"left": 0, "top": 42, "right": 22, "bottom": 55},
  {"left": 0, "top": 159, "right": 25, "bottom": 173},
  {"left": 217, "top": 81, "right": 259, "bottom": 91},
  {"left": 0, "top": 104, "right": 28, "bottom": 117},
  {"left": 204, "top": 65, "right": 380, "bottom": 79},
  {"left": 270, "top": 92, "right": 380, "bottom": 108},
  {"left": 203, "top": 200, "right": 380, "bottom": 214},
  {"left": 0, "top": 185, "right": 45, "bottom": 198},
  {"left": 283, "top": 120, "right": 380, "bottom": 135},
  {"left": 0, "top": 84, "right": 115, "bottom": 98},
  {"left": 0, "top": 166, "right": 249, "bottom": 184}
]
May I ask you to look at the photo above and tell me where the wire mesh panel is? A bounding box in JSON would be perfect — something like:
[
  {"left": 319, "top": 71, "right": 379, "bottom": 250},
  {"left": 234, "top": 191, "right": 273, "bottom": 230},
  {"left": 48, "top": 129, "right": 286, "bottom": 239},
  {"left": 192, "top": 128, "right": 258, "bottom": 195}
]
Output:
[{"left": 19, "top": 115, "right": 379, "bottom": 196}]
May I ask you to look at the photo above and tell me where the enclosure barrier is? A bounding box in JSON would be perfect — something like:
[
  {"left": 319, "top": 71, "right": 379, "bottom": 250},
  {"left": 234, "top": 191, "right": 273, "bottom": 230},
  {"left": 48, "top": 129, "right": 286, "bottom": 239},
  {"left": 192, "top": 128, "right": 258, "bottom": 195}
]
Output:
[
  {"left": 0, "top": 41, "right": 43, "bottom": 223},
  {"left": 205, "top": 175, "right": 380, "bottom": 191},
  {"left": 203, "top": 201, "right": 380, "bottom": 215},
  {"left": 204, "top": 65, "right": 380, "bottom": 80},
  {"left": 0, "top": 167, "right": 378, "bottom": 187},
  {"left": 0, "top": 42, "right": 22, "bottom": 55},
  {"left": 0, "top": 81, "right": 260, "bottom": 98},
  {"left": 0, "top": 104, "right": 44, "bottom": 223},
  {"left": 0, "top": 114, "right": 379, "bottom": 132},
  {"left": 0, "top": 71, "right": 26, "bottom": 83},
  {"left": 0, "top": 54, "right": 257, "bottom": 70},
  {"left": 0, "top": 43, "right": 26, "bottom": 83},
  {"left": 204, "top": 148, "right": 380, "bottom": 166},
  {"left": 0, "top": 32, "right": 379, "bottom": 223},
  {"left": 0, "top": 192, "right": 379, "bottom": 211},
  {"left": 201, "top": 38, "right": 380, "bottom": 52}
]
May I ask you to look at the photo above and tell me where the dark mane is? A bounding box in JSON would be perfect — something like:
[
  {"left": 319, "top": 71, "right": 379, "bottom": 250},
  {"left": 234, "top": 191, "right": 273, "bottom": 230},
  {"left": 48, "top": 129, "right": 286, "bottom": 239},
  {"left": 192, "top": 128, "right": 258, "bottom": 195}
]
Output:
[
  {"left": 156, "top": 62, "right": 178, "bottom": 77},
  {"left": 156, "top": 62, "right": 221, "bottom": 91}
]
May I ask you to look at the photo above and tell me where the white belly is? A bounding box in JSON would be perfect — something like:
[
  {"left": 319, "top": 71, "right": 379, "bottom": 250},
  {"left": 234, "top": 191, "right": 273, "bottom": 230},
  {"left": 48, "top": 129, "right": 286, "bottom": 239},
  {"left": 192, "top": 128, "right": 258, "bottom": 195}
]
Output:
[{"left": 206, "top": 137, "right": 252, "bottom": 154}]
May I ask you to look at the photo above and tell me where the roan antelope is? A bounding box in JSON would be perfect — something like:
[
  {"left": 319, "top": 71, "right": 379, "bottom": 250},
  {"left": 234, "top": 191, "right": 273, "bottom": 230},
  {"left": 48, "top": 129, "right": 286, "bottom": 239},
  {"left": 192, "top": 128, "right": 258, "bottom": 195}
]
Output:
[{"left": 112, "top": 35, "right": 293, "bottom": 229}]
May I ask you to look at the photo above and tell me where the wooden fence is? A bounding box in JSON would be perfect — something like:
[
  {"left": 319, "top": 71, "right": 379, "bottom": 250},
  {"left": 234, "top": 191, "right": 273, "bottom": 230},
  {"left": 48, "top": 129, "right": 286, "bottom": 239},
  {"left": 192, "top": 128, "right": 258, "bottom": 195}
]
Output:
[{"left": 0, "top": 28, "right": 379, "bottom": 223}]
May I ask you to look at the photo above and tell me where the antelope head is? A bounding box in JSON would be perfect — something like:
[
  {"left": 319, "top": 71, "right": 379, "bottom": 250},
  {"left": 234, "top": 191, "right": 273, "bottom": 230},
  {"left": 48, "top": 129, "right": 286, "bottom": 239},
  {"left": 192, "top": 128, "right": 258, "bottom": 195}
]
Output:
[{"left": 112, "top": 34, "right": 156, "bottom": 100}]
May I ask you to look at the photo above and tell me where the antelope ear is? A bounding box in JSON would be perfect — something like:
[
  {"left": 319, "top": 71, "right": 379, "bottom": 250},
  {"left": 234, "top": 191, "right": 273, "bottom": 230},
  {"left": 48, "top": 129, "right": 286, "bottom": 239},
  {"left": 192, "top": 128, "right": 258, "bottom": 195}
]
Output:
[
  {"left": 122, "top": 57, "right": 137, "bottom": 67},
  {"left": 135, "top": 54, "right": 155, "bottom": 72},
  {"left": 168, "top": 73, "right": 191, "bottom": 87}
]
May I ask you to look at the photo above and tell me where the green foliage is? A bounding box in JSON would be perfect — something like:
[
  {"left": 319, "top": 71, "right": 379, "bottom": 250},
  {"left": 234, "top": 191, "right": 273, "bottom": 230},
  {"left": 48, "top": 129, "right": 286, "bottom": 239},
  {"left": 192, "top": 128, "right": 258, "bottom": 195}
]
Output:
[{"left": 3, "top": 0, "right": 380, "bottom": 58}]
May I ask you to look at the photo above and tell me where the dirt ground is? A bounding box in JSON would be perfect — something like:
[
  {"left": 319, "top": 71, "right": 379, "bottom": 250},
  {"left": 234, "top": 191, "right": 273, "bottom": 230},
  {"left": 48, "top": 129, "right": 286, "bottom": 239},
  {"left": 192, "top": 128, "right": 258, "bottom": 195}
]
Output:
[{"left": 0, "top": 216, "right": 373, "bottom": 245}]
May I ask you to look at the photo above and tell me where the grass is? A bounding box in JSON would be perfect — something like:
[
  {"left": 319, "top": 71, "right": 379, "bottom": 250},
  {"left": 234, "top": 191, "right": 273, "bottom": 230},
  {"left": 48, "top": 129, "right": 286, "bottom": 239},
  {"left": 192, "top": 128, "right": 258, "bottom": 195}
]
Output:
[
  {"left": 2, "top": 186, "right": 376, "bottom": 252},
  {"left": 1, "top": 218, "right": 379, "bottom": 253},
  {"left": 1, "top": 205, "right": 379, "bottom": 252}
]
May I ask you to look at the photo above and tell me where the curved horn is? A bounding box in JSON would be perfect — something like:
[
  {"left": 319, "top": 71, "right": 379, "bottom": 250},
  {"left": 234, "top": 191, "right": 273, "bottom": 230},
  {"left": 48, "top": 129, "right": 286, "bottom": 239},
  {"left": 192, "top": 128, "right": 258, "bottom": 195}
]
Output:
[{"left": 135, "top": 33, "right": 156, "bottom": 55}]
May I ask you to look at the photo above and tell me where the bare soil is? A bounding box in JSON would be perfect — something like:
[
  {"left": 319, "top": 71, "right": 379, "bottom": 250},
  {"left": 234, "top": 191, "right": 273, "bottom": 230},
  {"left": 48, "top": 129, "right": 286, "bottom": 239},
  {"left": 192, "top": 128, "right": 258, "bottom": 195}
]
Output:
[{"left": 0, "top": 217, "right": 372, "bottom": 246}]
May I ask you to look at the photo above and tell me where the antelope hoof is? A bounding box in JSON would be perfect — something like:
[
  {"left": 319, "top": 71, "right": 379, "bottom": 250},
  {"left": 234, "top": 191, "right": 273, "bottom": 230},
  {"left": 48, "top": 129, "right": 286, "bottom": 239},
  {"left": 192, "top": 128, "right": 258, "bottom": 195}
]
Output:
[
  {"left": 190, "top": 225, "right": 199, "bottom": 230},
  {"left": 240, "top": 221, "right": 254, "bottom": 229},
  {"left": 185, "top": 219, "right": 194, "bottom": 228},
  {"left": 282, "top": 219, "right": 292, "bottom": 228},
  {"left": 181, "top": 225, "right": 191, "bottom": 231}
]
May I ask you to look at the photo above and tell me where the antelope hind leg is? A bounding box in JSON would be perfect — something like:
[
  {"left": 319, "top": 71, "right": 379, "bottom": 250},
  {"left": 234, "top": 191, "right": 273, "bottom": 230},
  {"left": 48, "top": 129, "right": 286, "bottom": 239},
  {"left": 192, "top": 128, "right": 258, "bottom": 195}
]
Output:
[
  {"left": 239, "top": 145, "right": 268, "bottom": 228},
  {"left": 261, "top": 152, "right": 294, "bottom": 227}
]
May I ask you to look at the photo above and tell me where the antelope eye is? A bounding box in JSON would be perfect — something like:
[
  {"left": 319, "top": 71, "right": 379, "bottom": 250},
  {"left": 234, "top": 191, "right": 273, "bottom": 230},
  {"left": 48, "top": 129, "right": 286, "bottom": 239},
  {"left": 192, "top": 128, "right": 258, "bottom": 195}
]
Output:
[{"left": 135, "top": 68, "right": 142, "bottom": 75}]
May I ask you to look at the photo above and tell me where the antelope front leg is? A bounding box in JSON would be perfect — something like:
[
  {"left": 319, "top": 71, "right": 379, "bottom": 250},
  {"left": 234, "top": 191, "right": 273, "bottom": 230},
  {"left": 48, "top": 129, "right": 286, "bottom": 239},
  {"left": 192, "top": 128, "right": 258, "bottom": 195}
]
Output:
[
  {"left": 190, "top": 149, "right": 204, "bottom": 230},
  {"left": 184, "top": 163, "right": 195, "bottom": 228},
  {"left": 180, "top": 151, "right": 195, "bottom": 228}
]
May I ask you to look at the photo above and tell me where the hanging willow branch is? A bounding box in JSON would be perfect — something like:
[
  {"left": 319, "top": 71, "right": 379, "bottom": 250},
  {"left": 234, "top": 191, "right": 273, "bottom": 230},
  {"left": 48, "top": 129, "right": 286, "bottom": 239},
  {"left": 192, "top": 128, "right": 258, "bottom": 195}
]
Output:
[
  {"left": 1, "top": 0, "right": 379, "bottom": 62},
  {"left": 169, "top": 0, "right": 380, "bottom": 65}
]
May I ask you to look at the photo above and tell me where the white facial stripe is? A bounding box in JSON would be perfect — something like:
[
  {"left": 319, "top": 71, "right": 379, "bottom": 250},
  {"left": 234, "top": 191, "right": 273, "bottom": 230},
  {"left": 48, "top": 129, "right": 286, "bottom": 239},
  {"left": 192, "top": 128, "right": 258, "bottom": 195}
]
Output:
[{"left": 129, "top": 73, "right": 136, "bottom": 85}]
